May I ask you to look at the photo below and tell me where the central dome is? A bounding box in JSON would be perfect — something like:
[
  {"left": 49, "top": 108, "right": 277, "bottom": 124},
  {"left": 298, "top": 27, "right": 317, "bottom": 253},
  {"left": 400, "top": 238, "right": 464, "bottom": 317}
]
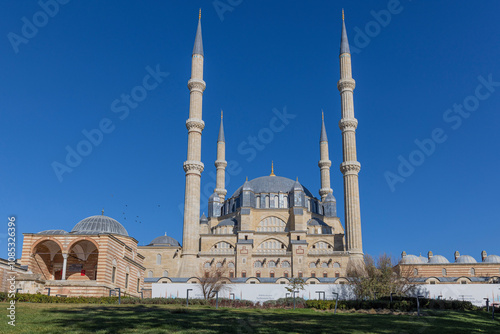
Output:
[
  {"left": 72, "top": 215, "right": 128, "bottom": 236},
  {"left": 231, "top": 176, "right": 314, "bottom": 198}
]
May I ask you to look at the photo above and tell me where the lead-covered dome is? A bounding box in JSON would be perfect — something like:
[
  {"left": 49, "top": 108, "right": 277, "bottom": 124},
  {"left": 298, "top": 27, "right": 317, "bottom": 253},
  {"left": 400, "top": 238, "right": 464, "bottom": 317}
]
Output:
[
  {"left": 401, "top": 254, "right": 425, "bottom": 264},
  {"left": 483, "top": 255, "right": 500, "bottom": 263},
  {"left": 429, "top": 255, "right": 449, "bottom": 264},
  {"left": 72, "top": 215, "right": 128, "bottom": 236},
  {"left": 148, "top": 235, "right": 180, "bottom": 247},
  {"left": 455, "top": 255, "right": 477, "bottom": 264},
  {"left": 231, "top": 176, "right": 314, "bottom": 198}
]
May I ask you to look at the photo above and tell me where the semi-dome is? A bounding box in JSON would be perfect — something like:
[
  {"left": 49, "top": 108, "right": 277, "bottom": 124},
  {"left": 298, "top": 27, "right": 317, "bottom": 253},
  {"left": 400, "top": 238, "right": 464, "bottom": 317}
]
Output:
[
  {"left": 428, "top": 255, "right": 449, "bottom": 264},
  {"left": 72, "top": 215, "right": 128, "bottom": 236},
  {"left": 455, "top": 255, "right": 477, "bottom": 264},
  {"left": 37, "top": 229, "right": 68, "bottom": 235},
  {"left": 231, "top": 176, "right": 314, "bottom": 198},
  {"left": 148, "top": 235, "right": 180, "bottom": 247},
  {"left": 307, "top": 218, "right": 328, "bottom": 226},
  {"left": 217, "top": 218, "right": 238, "bottom": 227},
  {"left": 483, "top": 255, "right": 500, "bottom": 263}
]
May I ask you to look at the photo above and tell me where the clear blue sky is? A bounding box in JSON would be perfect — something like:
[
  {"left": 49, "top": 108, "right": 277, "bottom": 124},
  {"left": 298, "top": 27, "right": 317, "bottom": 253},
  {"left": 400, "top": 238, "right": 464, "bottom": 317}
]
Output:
[{"left": 1, "top": 1, "right": 499, "bottom": 261}]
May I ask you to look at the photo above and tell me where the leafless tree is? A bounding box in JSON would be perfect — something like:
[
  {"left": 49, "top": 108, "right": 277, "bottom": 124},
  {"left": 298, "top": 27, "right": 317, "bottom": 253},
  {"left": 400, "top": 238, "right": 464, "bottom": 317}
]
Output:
[
  {"left": 347, "top": 253, "right": 416, "bottom": 300},
  {"left": 197, "top": 262, "right": 231, "bottom": 300}
]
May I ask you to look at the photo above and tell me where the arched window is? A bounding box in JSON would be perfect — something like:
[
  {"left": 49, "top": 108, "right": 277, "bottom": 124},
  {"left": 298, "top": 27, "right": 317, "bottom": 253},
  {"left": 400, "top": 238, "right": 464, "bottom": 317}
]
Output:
[
  {"left": 257, "top": 217, "right": 288, "bottom": 232},
  {"left": 148, "top": 270, "right": 153, "bottom": 278},
  {"left": 442, "top": 268, "right": 447, "bottom": 276},
  {"left": 204, "top": 262, "right": 211, "bottom": 268},
  {"left": 228, "top": 262, "right": 235, "bottom": 269},
  {"left": 265, "top": 196, "right": 270, "bottom": 208},
  {"left": 156, "top": 254, "right": 162, "bottom": 265},
  {"left": 470, "top": 268, "right": 475, "bottom": 276},
  {"left": 268, "top": 261, "right": 276, "bottom": 268},
  {"left": 254, "top": 261, "right": 263, "bottom": 268},
  {"left": 309, "top": 262, "right": 316, "bottom": 268},
  {"left": 283, "top": 195, "right": 288, "bottom": 208},
  {"left": 413, "top": 268, "right": 418, "bottom": 276},
  {"left": 274, "top": 195, "right": 279, "bottom": 208},
  {"left": 163, "top": 270, "right": 169, "bottom": 277},
  {"left": 321, "top": 262, "right": 329, "bottom": 268},
  {"left": 333, "top": 262, "right": 340, "bottom": 268},
  {"left": 256, "top": 196, "right": 261, "bottom": 208},
  {"left": 281, "top": 261, "right": 290, "bottom": 268},
  {"left": 216, "top": 262, "right": 222, "bottom": 268}
]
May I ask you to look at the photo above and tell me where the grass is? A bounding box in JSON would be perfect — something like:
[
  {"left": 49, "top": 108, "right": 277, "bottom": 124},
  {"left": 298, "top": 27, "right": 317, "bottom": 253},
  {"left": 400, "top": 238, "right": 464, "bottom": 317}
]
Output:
[{"left": 0, "top": 302, "right": 498, "bottom": 334}]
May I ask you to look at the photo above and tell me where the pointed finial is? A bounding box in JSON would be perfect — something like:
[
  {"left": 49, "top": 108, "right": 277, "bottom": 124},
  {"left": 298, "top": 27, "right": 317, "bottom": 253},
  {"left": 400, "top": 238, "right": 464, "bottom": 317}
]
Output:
[
  {"left": 165, "top": 232, "right": 167, "bottom": 236},
  {"left": 221, "top": 109, "right": 223, "bottom": 119},
  {"left": 296, "top": 176, "right": 298, "bottom": 182},
  {"left": 246, "top": 176, "right": 248, "bottom": 181},
  {"left": 101, "top": 209, "right": 104, "bottom": 216},
  {"left": 270, "top": 161, "right": 276, "bottom": 176},
  {"left": 342, "top": 9, "right": 344, "bottom": 21},
  {"left": 199, "top": 8, "right": 201, "bottom": 20},
  {"left": 322, "top": 109, "right": 324, "bottom": 121}
]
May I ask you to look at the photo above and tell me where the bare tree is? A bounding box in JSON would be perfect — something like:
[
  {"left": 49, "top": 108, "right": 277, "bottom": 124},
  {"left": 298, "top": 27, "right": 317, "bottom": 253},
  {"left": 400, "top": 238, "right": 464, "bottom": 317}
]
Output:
[
  {"left": 347, "top": 253, "right": 416, "bottom": 300},
  {"left": 197, "top": 262, "right": 230, "bottom": 300},
  {"left": 285, "top": 277, "right": 307, "bottom": 294}
]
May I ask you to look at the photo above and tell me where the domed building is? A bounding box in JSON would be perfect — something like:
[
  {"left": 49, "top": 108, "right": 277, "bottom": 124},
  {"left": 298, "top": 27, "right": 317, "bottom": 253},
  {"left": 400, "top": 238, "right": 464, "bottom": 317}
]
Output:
[{"left": 18, "top": 213, "right": 145, "bottom": 297}]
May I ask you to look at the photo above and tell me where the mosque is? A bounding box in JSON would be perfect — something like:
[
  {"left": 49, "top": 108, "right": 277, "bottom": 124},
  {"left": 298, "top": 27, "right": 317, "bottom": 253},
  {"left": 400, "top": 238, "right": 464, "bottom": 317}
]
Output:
[{"left": 7, "top": 12, "right": 499, "bottom": 297}]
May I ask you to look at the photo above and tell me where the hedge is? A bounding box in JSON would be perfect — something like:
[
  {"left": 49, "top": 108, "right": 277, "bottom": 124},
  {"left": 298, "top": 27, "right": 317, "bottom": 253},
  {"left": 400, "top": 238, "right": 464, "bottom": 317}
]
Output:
[{"left": 2, "top": 292, "right": 492, "bottom": 312}]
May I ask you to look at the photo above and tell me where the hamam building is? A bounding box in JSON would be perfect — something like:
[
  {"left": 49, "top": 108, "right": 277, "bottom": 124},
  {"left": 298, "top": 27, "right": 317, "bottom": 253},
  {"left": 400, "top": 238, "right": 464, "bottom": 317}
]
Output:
[{"left": 10, "top": 13, "right": 499, "bottom": 297}]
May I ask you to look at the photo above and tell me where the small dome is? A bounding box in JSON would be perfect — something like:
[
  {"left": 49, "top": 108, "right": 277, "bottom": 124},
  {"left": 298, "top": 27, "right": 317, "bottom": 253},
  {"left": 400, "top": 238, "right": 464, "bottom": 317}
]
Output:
[
  {"left": 217, "top": 218, "right": 237, "bottom": 227},
  {"left": 148, "top": 235, "right": 180, "bottom": 247},
  {"left": 455, "top": 255, "right": 477, "bottom": 264},
  {"left": 200, "top": 213, "right": 208, "bottom": 224},
  {"left": 72, "top": 215, "right": 128, "bottom": 236},
  {"left": 324, "top": 193, "right": 336, "bottom": 202},
  {"left": 307, "top": 218, "right": 328, "bottom": 226},
  {"left": 401, "top": 254, "right": 424, "bottom": 264},
  {"left": 484, "top": 255, "right": 500, "bottom": 263},
  {"left": 418, "top": 256, "right": 428, "bottom": 264},
  {"left": 37, "top": 229, "right": 68, "bottom": 235},
  {"left": 429, "top": 255, "right": 449, "bottom": 264}
]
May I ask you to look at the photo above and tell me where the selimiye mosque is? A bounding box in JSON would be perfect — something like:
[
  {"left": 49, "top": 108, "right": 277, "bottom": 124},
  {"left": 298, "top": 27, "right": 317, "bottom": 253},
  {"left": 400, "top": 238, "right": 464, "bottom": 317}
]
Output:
[{"left": 5, "top": 11, "right": 498, "bottom": 297}]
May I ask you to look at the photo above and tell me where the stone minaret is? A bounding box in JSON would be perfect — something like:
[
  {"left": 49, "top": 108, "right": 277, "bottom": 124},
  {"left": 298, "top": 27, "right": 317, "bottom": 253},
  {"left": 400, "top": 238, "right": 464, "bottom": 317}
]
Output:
[
  {"left": 180, "top": 10, "right": 206, "bottom": 275},
  {"left": 319, "top": 111, "right": 333, "bottom": 201},
  {"left": 214, "top": 110, "right": 227, "bottom": 199},
  {"left": 338, "top": 11, "right": 363, "bottom": 257}
]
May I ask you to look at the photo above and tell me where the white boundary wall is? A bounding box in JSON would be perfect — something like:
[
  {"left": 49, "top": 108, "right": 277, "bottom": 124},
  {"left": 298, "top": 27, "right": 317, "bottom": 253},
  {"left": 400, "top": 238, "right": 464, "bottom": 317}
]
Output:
[{"left": 152, "top": 283, "right": 500, "bottom": 306}]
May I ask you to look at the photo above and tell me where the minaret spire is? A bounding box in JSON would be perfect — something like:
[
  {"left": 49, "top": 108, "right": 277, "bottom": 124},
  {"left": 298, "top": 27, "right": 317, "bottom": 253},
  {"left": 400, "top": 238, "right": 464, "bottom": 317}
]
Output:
[
  {"left": 270, "top": 161, "right": 276, "bottom": 176},
  {"left": 214, "top": 109, "right": 227, "bottom": 199},
  {"left": 180, "top": 11, "right": 207, "bottom": 276},
  {"left": 338, "top": 11, "right": 363, "bottom": 258},
  {"left": 319, "top": 111, "right": 333, "bottom": 200}
]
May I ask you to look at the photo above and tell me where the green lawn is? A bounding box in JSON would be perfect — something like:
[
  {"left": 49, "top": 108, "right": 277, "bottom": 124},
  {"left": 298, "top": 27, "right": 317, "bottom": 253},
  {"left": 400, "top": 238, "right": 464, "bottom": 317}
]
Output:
[{"left": 0, "top": 303, "right": 498, "bottom": 334}]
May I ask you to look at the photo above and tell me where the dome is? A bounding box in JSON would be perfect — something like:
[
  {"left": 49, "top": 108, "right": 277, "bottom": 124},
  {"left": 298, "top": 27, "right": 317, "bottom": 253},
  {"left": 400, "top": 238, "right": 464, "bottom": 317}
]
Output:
[
  {"left": 455, "top": 255, "right": 477, "bottom": 264},
  {"left": 231, "top": 176, "right": 314, "bottom": 198},
  {"left": 401, "top": 254, "right": 425, "bottom": 264},
  {"left": 72, "top": 215, "right": 128, "bottom": 236},
  {"left": 428, "top": 255, "right": 449, "bottom": 264},
  {"left": 148, "top": 235, "right": 180, "bottom": 247},
  {"left": 217, "top": 218, "right": 238, "bottom": 227},
  {"left": 307, "top": 218, "right": 328, "bottom": 226},
  {"left": 37, "top": 229, "right": 68, "bottom": 235},
  {"left": 484, "top": 255, "right": 500, "bottom": 263},
  {"left": 418, "top": 256, "right": 428, "bottom": 264}
]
